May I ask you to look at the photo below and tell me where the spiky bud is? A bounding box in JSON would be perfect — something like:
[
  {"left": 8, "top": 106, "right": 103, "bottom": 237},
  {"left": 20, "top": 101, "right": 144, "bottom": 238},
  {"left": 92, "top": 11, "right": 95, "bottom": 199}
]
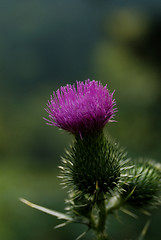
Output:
[
  {"left": 60, "top": 131, "right": 126, "bottom": 196},
  {"left": 121, "top": 159, "right": 161, "bottom": 208}
]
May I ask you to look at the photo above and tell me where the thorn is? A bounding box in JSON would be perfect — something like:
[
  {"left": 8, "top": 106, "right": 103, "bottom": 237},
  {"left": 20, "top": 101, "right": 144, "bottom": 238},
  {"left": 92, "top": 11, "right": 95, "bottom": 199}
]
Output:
[
  {"left": 138, "top": 220, "right": 151, "bottom": 240},
  {"left": 19, "top": 198, "right": 34, "bottom": 207},
  {"left": 120, "top": 207, "right": 138, "bottom": 219}
]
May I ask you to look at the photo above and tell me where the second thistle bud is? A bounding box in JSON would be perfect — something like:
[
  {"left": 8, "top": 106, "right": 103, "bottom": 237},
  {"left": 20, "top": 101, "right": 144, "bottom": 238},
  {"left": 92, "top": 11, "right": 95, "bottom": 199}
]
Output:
[{"left": 121, "top": 159, "right": 161, "bottom": 209}]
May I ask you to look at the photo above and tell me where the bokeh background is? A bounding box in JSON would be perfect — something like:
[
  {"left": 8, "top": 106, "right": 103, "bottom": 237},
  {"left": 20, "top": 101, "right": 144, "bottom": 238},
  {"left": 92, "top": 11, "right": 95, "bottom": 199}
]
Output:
[{"left": 0, "top": 0, "right": 161, "bottom": 239}]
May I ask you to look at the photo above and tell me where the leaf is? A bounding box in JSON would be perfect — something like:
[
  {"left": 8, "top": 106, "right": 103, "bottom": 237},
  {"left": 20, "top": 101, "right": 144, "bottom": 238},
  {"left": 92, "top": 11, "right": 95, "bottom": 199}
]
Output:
[{"left": 20, "top": 198, "right": 73, "bottom": 221}]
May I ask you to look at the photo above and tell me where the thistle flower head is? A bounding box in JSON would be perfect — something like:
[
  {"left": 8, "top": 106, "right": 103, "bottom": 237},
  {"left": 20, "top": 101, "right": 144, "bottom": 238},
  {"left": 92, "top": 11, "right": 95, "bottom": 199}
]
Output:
[{"left": 44, "top": 79, "right": 116, "bottom": 135}]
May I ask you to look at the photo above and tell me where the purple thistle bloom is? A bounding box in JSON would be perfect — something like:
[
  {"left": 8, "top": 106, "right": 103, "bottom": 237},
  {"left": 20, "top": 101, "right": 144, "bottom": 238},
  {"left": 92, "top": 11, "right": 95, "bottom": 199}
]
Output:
[{"left": 44, "top": 79, "right": 116, "bottom": 135}]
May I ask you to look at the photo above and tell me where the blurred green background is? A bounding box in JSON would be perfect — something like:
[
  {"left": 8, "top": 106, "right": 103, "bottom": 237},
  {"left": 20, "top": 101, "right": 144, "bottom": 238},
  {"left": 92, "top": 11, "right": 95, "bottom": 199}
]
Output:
[{"left": 0, "top": 1, "right": 161, "bottom": 239}]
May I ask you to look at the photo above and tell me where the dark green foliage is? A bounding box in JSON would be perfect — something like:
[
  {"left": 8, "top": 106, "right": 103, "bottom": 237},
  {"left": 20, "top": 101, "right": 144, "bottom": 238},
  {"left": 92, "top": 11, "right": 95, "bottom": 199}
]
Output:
[
  {"left": 60, "top": 131, "right": 126, "bottom": 195},
  {"left": 121, "top": 159, "right": 161, "bottom": 208}
]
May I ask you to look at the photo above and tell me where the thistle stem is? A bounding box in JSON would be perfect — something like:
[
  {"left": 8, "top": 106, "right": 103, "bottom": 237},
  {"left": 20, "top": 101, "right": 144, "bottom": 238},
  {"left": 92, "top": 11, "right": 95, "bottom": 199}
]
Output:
[{"left": 95, "top": 193, "right": 109, "bottom": 240}]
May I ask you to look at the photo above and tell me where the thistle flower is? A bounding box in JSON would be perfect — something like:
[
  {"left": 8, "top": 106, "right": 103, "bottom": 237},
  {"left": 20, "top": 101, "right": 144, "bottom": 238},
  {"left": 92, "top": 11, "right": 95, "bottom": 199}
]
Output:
[{"left": 44, "top": 79, "right": 116, "bottom": 135}]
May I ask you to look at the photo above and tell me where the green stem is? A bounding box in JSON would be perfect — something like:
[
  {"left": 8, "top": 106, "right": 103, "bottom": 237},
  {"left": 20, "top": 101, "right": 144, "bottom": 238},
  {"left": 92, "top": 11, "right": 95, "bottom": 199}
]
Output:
[
  {"left": 88, "top": 193, "right": 123, "bottom": 239},
  {"left": 95, "top": 194, "right": 123, "bottom": 239},
  {"left": 96, "top": 233, "right": 109, "bottom": 240},
  {"left": 95, "top": 193, "right": 108, "bottom": 240}
]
